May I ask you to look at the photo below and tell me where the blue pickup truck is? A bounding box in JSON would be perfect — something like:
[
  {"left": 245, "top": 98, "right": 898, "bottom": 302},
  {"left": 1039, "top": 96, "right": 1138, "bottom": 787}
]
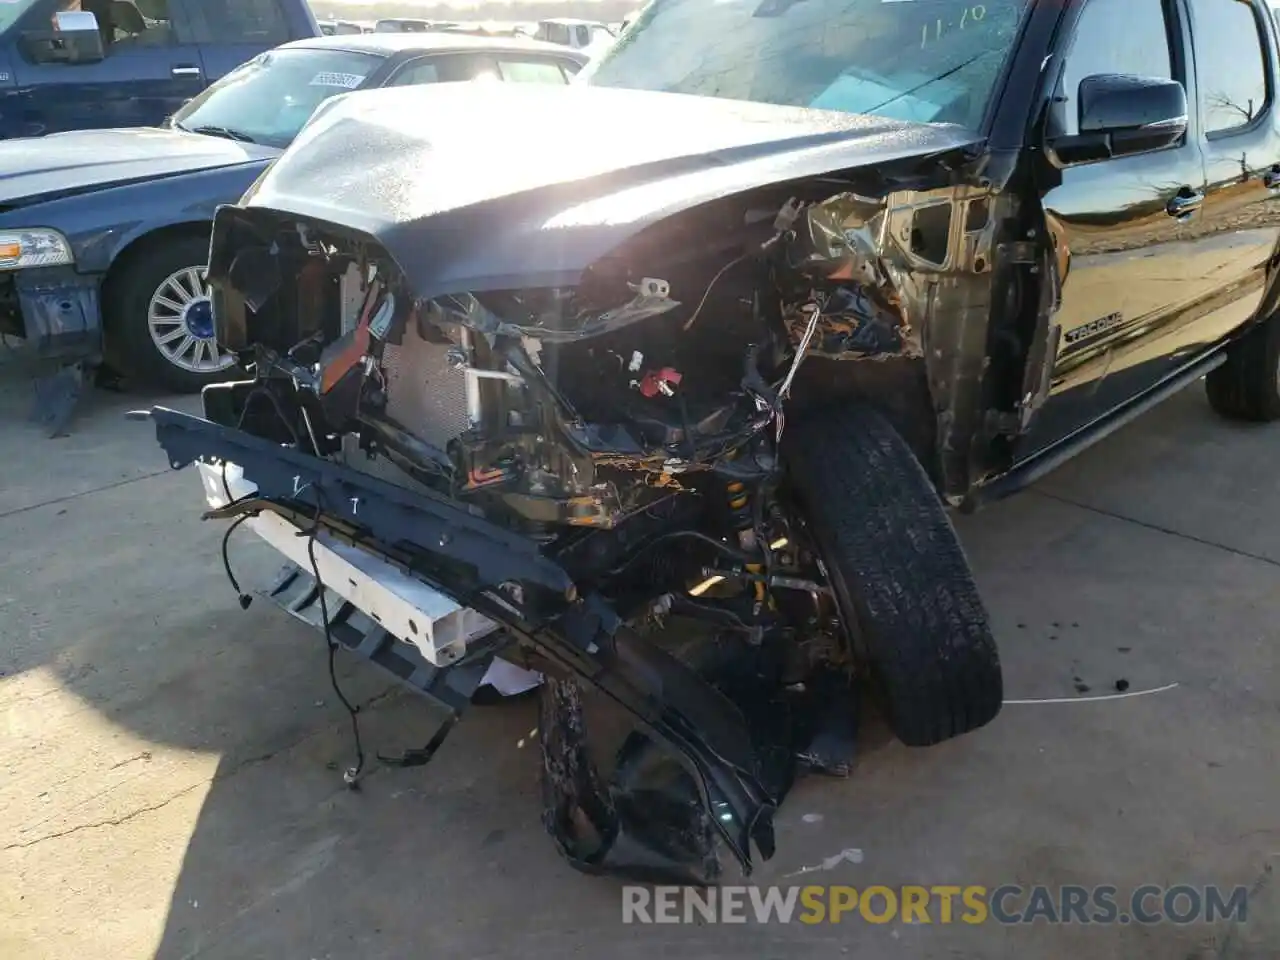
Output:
[{"left": 0, "top": 0, "right": 318, "bottom": 138}]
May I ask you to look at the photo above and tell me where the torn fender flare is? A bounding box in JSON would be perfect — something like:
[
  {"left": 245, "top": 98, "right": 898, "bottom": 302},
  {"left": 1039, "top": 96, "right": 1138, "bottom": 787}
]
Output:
[{"left": 141, "top": 405, "right": 779, "bottom": 874}]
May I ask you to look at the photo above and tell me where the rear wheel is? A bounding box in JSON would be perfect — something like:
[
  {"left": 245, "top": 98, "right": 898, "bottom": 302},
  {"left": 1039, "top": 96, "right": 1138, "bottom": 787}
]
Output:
[
  {"left": 104, "top": 235, "right": 237, "bottom": 393},
  {"left": 783, "top": 403, "right": 1003, "bottom": 747},
  {"left": 1205, "top": 315, "right": 1280, "bottom": 422}
]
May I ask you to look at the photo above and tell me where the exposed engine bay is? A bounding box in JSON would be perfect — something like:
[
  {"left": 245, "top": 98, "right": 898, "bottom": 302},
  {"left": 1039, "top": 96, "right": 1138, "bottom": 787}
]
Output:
[
  {"left": 211, "top": 186, "right": 921, "bottom": 551},
  {"left": 165, "top": 167, "right": 1001, "bottom": 884}
]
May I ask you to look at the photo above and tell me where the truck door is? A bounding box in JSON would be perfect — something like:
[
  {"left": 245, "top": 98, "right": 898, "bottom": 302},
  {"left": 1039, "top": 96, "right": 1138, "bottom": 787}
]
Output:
[
  {"left": 185, "top": 0, "right": 295, "bottom": 84},
  {"left": 1020, "top": 0, "right": 1210, "bottom": 453},
  {"left": 1166, "top": 0, "right": 1280, "bottom": 352},
  {"left": 10, "top": 0, "right": 206, "bottom": 135},
  {"left": 0, "top": 48, "right": 18, "bottom": 138}
]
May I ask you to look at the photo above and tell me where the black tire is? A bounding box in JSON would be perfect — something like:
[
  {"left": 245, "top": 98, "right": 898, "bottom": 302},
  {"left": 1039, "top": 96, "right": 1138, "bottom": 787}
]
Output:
[
  {"left": 783, "top": 403, "right": 1003, "bottom": 747},
  {"left": 1205, "top": 316, "right": 1280, "bottom": 421},
  {"left": 103, "top": 234, "right": 235, "bottom": 393}
]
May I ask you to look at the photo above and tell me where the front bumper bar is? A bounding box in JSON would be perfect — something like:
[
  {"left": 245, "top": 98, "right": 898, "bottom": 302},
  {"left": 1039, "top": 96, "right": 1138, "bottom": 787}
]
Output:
[
  {"left": 2, "top": 267, "right": 105, "bottom": 437},
  {"left": 1, "top": 267, "right": 102, "bottom": 363},
  {"left": 144, "top": 405, "right": 779, "bottom": 876}
]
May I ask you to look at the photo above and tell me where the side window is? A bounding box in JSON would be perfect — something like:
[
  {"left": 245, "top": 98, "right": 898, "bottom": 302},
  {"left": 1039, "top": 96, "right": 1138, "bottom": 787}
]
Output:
[
  {"left": 386, "top": 55, "right": 472, "bottom": 86},
  {"left": 574, "top": 25, "right": 589, "bottom": 46},
  {"left": 546, "top": 23, "right": 570, "bottom": 45},
  {"left": 36, "top": 0, "right": 185, "bottom": 49},
  {"left": 386, "top": 60, "right": 439, "bottom": 87},
  {"left": 496, "top": 59, "right": 571, "bottom": 84},
  {"left": 1188, "top": 0, "right": 1269, "bottom": 136},
  {"left": 200, "top": 0, "right": 289, "bottom": 44},
  {"left": 1059, "top": 0, "right": 1174, "bottom": 135},
  {"left": 107, "top": 0, "right": 180, "bottom": 47}
]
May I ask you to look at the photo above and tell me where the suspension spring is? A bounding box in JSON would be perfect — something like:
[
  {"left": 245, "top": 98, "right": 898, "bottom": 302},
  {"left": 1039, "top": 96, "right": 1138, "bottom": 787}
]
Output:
[{"left": 725, "top": 479, "right": 767, "bottom": 606}]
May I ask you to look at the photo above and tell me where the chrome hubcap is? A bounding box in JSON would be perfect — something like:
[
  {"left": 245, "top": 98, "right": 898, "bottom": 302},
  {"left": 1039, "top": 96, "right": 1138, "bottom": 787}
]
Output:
[{"left": 147, "top": 266, "right": 235, "bottom": 374}]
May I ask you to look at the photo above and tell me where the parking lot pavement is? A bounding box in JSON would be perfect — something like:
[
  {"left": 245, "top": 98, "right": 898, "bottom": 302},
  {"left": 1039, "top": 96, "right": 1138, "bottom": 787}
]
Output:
[{"left": 0, "top": 371, "right": 1277, "bottom": 960}]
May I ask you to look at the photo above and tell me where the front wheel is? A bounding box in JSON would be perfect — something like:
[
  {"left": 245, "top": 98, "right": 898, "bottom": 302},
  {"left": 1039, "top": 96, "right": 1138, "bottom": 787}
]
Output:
[
  {"left": 783, "top": 403, "right": 1003, "bottom": 747},
  {"left": 104, "top": 235, "right": 237, "bottom": 393}
]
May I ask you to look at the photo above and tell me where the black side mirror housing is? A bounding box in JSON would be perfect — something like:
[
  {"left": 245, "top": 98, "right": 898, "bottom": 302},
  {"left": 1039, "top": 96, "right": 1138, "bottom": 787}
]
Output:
[
  {"left": 1046, "top": 74, "right": 1188, "bottom": 168},
  {"left": 21, "top": 10, "right": 105, "bottom": 65}
]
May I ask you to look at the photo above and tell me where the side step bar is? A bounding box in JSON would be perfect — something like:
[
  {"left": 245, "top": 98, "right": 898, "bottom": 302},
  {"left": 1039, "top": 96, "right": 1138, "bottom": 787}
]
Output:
[{"left": 965, "top": 349, "right": 1228, "bottom": 510}]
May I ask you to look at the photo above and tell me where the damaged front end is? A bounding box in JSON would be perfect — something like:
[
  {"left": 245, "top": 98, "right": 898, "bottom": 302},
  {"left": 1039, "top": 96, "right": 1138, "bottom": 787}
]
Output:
[{"left": 143, "top": 113, "right": 1000, "bottom": 881}]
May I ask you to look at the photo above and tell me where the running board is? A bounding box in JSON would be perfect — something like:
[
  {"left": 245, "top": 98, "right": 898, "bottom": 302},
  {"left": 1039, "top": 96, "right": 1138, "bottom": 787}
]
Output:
[{"left": 965, "top": 349, "right": 1228, "bottom": 509}]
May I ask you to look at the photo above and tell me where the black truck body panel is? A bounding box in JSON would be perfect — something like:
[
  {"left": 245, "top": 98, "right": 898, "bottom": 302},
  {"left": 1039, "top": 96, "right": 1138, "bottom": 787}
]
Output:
[{"left": 216, "top": 83, "right": 985, "bottom": 300}]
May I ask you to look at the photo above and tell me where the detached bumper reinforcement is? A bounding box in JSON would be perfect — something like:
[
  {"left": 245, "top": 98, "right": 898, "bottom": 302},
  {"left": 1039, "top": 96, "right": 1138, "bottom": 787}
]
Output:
[
  {"left": 265, "top": 561, "right": 501, "bottom": 714},
  {"left": 141, "top": 406, "right": 779, "bottom": 875}
]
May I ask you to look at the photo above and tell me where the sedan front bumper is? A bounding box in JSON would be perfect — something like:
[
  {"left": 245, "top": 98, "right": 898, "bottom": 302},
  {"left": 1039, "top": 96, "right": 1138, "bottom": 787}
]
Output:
[{"left": 0, "top": 266, "right": 103, "bottom": 363}]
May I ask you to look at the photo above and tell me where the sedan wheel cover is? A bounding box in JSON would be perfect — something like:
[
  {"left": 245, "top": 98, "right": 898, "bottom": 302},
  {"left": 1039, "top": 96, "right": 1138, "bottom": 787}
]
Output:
[{"left": 146, "top": 266, "right": 235, "bottom": 374}]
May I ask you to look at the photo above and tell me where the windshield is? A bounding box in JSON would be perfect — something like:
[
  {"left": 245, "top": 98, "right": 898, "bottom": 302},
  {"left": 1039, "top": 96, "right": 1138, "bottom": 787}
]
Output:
[
  {"left": 581, "top": 0, "right": 1032, "bottom": 130},
  {"left": 172, "top": 47, "right": 382, "bottom": 148}
]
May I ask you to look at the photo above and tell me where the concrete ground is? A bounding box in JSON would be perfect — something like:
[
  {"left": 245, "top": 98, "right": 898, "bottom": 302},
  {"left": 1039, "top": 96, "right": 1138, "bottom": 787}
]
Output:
[{"left": 0, "top": 367, "right": 1276, "bottom": 960}]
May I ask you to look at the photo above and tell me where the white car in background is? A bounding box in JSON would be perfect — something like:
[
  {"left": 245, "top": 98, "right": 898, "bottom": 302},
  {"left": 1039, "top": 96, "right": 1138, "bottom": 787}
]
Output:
[
  {"left": 317, "top": 18, "right": 366, "bottom": 35},
  {"left": 532, "top": 17, "right": 616, "bottom": 54},
  {"left": 373, "top": 17, "right": 437, "bottom": 33}
]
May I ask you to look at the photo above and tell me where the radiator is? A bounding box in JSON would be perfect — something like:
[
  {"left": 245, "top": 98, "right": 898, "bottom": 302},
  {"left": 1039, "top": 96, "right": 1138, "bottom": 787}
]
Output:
[
  {"left": 380, "top": 329, "right": 472, "bottom": 451},
  {"left": 339, "top": 267, "right": 471, "bottom": 489}
]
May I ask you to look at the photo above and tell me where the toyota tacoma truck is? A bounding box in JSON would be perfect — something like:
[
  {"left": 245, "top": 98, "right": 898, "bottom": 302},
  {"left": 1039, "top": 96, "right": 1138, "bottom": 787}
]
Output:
[{"left": 140, "top": 0, "right": 1280, "bottom": 884}]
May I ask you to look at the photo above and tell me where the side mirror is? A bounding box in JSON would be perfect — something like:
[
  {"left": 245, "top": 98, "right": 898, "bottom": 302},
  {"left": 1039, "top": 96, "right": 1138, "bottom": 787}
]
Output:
[
  {"left": 1046, "top": 74, "right": 1187, "bottom": 168},
  {"left": 21, "top": 10, "right": 105, "bottom": 65}
]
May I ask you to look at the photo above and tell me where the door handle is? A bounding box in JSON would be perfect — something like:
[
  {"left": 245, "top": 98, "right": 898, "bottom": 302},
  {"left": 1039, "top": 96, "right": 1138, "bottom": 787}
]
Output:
[
  {"left": 1166, "top": 189, "right": 1203, "bottom": 221},
  {"left": 171, "top": 65, "right": 202, "bottom": 78}
]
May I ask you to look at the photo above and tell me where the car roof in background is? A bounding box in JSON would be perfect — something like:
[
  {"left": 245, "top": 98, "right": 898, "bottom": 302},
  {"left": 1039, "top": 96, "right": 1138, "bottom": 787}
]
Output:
[{"left": 285, "top": 32, "right": 587, "bottom": 62}]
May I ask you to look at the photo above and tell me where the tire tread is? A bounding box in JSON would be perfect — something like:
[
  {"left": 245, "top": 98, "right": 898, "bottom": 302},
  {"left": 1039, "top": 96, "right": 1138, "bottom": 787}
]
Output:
[
  {"left": 784, "top": 404, "right": 1003, "bottom": 746},
  {"left": 1205, "top": 317, "right": 1280, "bottom": 422}
]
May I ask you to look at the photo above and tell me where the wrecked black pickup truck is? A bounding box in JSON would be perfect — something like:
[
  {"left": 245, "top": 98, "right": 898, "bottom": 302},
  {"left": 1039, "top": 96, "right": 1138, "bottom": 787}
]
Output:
[{"left": 140, "top": 0, "right": 1280, "bottom": 882}]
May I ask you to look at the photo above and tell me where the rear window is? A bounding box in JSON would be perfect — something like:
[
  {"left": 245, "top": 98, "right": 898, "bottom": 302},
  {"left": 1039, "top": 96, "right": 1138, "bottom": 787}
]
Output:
[
  {"left": 542, "top": 22, "right": 571, "bottom": 44},
  {"left": 496, "top": 58, "right": 573, "bottom": 83}
]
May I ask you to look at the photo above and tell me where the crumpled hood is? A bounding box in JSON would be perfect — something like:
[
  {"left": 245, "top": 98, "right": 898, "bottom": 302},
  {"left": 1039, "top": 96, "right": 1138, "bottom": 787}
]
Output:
[
  {"left": 234, "top": 83, "right": 984, "bottom": 297},
  {"left": 0, "top": 127, "right": 280, "bottom": 206}
]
